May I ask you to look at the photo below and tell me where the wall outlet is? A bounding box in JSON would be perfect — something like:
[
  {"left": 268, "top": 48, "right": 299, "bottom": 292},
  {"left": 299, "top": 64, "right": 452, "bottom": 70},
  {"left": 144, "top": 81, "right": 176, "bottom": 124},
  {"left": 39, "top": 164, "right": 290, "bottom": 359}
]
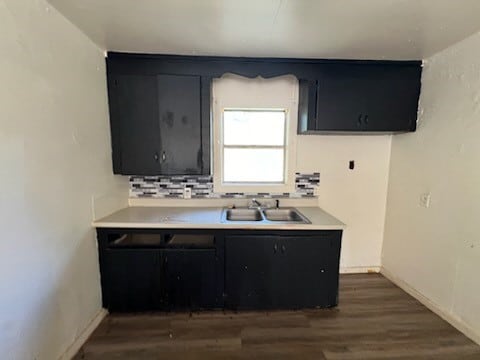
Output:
[
  {"left": 420, "top": 192, "right": 431, "bottom": 208},
  {"left": 183, "top": 187, "right": 192, "bottom": 199}
]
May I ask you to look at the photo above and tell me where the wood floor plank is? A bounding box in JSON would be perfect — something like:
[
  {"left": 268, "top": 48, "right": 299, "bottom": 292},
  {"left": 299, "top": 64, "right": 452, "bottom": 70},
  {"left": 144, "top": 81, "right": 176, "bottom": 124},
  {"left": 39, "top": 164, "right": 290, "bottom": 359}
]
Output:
[{"left": 74, "top": 274, "right": 480, "bottom": 359}]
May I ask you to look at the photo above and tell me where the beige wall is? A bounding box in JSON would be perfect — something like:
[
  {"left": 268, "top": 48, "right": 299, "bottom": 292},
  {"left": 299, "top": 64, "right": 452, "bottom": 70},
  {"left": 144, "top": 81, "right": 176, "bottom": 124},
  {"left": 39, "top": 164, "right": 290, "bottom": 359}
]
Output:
[
  {"left": 297, "top": 135, "right": 392, "bottom": 271},
  {"left": 383, "top": 31, "right": 480, "bottom": 344},
  {"left": 0, "top": 0, "right": 128, "bottom": 358}
]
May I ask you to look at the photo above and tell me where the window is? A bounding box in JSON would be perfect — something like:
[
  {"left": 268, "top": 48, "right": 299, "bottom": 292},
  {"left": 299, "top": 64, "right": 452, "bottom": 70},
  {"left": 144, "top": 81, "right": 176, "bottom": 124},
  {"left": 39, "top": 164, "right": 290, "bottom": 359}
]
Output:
[
  {"left": 223, "top": 109, "right": 286, "bottom": 183},
  {"left": 212, "top": 74, "right": 298, "bottom": 193}
]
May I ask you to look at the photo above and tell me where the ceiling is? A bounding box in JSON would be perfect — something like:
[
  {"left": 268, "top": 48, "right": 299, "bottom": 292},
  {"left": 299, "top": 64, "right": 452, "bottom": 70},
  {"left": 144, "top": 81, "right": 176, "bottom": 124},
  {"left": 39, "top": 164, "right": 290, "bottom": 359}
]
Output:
[{"left": 47, "top": 0, "right": 480, "bottom": 60}]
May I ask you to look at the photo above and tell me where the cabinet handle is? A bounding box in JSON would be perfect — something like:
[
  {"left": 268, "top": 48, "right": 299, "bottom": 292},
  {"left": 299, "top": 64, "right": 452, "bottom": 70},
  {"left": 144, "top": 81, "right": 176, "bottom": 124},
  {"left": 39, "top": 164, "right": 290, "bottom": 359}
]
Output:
[
  {"left": 163, "top": 256, "right": 168, "bottom": 273},
  {"left": 161, "top": 151, "right": 166, "bottom": 162},
  {"left": 357, "top": 114, "right": 363, "bottom": 127},
  {"left": 274, "top": 243, "right": 278, "bottom": 253},
  {"left": 364, "top": 115, "right": 369, "bottom": 125},
  {"left": 154, "top": 152, "right": 159, "bottom": 162},
  {"left": 281, "top": 244, "right": 286, "bottom": 254}
]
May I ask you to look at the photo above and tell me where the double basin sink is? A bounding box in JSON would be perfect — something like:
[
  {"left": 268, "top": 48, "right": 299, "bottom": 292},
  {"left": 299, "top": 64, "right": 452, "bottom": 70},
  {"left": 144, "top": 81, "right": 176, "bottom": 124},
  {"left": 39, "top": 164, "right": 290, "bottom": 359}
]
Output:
[{"left": 221, "top": 207, "right": 311, "bottom": 224}]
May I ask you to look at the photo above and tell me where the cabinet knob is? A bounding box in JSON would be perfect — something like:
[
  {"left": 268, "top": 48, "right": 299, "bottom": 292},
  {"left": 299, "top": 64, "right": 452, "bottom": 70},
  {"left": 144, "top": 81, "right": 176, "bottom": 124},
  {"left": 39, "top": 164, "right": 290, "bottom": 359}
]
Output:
[
  {"left": 274, "top": 244, "right": 278, "bottom": 253},
  {"left": 364, "top": 115, "right": 369, "bottom": 125},
  {"left": 161, "top": 151, "right": 166, "bottom": 162},
  {"left": 281, "top": 245, "right": 286, "bottom": 253},
  {"left": 154, "top": 152, "right": 159, "bottom": 162},
  {"left": 357, "top": 114, "right": 363, "bottom": 127}
]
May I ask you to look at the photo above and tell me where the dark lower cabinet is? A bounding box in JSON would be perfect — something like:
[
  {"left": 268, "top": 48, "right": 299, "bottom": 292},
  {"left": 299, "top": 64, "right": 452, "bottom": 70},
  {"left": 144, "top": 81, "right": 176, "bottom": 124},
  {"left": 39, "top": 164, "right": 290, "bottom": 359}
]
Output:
[
  {"left": 274, "top": 236, "right": 333, "bottom": 308},
  {"left": 225, "top": 233, "right": 341, "bottom": 310},
  {"left": 104, "top": 249, "right": 162, "bottom": 312},
  {"left": 225, "top": 236, "right": 278, "bottom": 309},
  {"left": 162, "top": 249, "right": 216, "bottom": 310},
  {"left": 102, "top": 247, "right": 216, "bottom": 312},
  {"left": 98, "top": 229, "right": 342, "bottom": 312}
]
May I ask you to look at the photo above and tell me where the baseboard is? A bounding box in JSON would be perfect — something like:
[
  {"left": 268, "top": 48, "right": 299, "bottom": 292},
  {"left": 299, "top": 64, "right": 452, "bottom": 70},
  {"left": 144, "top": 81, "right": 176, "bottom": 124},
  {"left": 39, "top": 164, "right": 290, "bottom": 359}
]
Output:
[
  {"left": 58, "top": 308, "right": 108, "bottom": 360},
  {"left": 340, "top": 266, "right": 380, "bottom": 274},
  {"left": 381, "top": 267, "right": 480, "bottom": 346}
]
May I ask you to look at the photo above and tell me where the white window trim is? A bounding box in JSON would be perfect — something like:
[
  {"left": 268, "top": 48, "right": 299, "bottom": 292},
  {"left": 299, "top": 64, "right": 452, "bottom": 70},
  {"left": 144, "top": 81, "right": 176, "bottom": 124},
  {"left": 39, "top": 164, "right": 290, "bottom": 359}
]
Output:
[{"left": 212, "top": 74, "right": 298, "bottom": 194}]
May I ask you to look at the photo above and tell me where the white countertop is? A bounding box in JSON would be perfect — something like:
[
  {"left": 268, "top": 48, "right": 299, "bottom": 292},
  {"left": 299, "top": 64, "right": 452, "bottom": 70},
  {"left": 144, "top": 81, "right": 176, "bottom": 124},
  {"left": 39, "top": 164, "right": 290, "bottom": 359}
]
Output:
[{"left": 93, "top": 206, "right": 345, "bottom": 230}]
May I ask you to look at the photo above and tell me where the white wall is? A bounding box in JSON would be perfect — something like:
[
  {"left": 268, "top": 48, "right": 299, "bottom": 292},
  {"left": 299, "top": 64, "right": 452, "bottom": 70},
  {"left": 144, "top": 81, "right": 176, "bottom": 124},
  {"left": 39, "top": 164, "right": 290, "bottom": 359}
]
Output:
[
  {"left": 297, "top": 135, "right": 392, "bottom": 272},
  {"left": 0, "top": 0, "right": 128, "bottom": 359},
  {"left": 383, "top": 31, "right": 480, "bottom": 344}
]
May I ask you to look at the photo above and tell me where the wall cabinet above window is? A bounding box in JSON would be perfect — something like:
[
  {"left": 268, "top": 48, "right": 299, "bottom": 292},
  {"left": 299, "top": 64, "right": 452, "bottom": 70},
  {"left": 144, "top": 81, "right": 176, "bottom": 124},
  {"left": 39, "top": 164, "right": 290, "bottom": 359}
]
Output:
[
  {"left": 297, "top": 63, "right": 422, "bottom": 133},
  {"left": 106, "top": 53, "right": 422, "bottom": 176}
]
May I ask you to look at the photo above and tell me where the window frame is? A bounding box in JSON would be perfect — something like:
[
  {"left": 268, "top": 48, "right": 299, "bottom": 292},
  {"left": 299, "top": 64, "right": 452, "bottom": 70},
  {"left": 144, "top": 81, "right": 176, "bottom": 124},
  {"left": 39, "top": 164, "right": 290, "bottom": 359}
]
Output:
[
  {"left": 212, "top": 74, "right": 298, "bottom": 194},
  {"left": 222, "top": 108, "right": 288, "bottom": 184}
]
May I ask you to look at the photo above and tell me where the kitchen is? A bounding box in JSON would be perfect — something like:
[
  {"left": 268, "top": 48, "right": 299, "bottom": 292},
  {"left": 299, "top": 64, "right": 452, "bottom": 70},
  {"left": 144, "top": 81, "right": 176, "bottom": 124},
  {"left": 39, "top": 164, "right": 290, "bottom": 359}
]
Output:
[{"left": 1, "top": 1, "right": 480, "bottom": 359}]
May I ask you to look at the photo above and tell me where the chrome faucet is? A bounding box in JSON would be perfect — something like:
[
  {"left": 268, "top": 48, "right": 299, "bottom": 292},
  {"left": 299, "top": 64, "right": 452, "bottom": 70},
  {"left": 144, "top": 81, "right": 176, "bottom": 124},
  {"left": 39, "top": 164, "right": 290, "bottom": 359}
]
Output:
[{"left": 249, "top": 198, "right": 262, "bottom": 209}]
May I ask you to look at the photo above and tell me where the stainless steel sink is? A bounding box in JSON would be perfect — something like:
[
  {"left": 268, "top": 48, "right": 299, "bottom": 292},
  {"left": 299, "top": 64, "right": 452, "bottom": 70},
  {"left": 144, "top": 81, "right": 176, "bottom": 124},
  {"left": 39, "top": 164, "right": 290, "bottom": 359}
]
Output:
[
  {"left": 263, "top": 208, "right": 309, "bottom": 222},
  {"left": 225, "top": 208, "right": 263, "bottom": 221},
  {"left": 221, "top": 207, "right": 310, "bottom": 224}
]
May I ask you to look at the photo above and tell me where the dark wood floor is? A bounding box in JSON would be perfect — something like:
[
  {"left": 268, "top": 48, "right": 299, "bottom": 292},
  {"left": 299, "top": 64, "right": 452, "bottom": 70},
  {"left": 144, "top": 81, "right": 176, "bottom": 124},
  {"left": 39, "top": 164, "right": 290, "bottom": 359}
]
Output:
[{"left": 74, "top": 274, "right": 480, "bottom": 359}]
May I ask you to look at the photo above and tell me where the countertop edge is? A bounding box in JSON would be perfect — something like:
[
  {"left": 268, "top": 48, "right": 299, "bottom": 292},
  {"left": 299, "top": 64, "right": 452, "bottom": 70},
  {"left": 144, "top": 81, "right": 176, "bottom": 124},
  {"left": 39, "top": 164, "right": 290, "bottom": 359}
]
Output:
[
  {"left": 92, "top": 222, "right": 345, "bottom": 230},
  {"left": 91, "top": 206, "right": 346, "bottom": 230}
]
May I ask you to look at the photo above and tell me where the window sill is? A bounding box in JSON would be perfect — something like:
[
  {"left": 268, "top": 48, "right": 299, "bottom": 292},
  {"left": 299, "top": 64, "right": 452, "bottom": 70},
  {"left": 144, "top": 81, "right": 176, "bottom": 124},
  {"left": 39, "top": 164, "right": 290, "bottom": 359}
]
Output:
[{"left": 213, "top": 182, "right": 295, "bottom": 195}]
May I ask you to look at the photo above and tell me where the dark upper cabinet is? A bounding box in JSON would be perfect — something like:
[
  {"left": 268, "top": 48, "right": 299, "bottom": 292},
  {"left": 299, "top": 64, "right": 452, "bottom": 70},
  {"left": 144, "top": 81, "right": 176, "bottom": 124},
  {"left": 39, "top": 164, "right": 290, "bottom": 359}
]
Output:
[
  {"left": 113, "top": 75, "right": 161, "bottom": 175},
  {"left": 107, "top": 53, "right": 422, "bottom": 177},
  {"left": 298, "top": 63, "right": 422, "bottom": 133},
  {"left": 157, "top": 74, "right": 202, "bottom": 174},
  {"left": 107, "top": 59, "right": 210, "bottom": 175}
]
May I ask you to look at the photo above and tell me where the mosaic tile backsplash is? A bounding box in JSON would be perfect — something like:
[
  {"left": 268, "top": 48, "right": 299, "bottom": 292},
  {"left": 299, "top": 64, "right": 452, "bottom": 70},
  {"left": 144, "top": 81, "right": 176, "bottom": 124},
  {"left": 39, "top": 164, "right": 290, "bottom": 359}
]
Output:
[{"left": 129, "top": 173, "right": 319, "bottom": 199}]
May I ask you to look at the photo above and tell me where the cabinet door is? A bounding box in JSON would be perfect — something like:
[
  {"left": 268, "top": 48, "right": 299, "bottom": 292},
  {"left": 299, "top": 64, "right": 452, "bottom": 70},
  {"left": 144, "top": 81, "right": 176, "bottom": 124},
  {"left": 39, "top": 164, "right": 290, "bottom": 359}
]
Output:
[
  {"left": 157, "top": 74, "right": 203, "bottom": 174},
  {"left": 162, "top": 249, "right": 216, "bottom": 310},
  {"left": 225, "top": 236, "right": 278, "bottom": 309},
  {"left": 309, "top": 64, "right": 421, "bottom": 133},
  {"left": 363, "top": 65, "right": 421, "bottom": 131},
  {"left": 316, "top": 64, "right": 368, "bottom": 131},
  {"left": 275, "top": 236, "right": 333, "bottom": 308},
  {"left": 112, "top": 75, "right": 161, "bottom": 174},
  {"left": 104, "top": 249, "right": 162, "bottom": 312}
]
